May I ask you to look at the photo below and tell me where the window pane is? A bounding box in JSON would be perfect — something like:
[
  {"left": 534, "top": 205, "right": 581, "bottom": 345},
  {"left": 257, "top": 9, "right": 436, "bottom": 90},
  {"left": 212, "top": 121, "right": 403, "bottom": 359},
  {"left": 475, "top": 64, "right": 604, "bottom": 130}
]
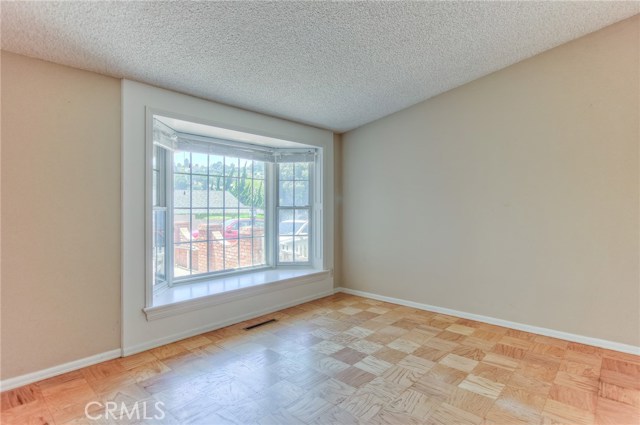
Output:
[
  {"left": 223, "top": 211, "right": 239, "bottom": 239},
  {"left": 253, "top": 217, "right": 265, "bottom": 238},
  {"left": 294, "top": 181, "right": 309, "bottom": 207},
  {"left": 192, "top": 241, "right": 208, "bottom": 275},
  {"left": 278, "top": 210, "right": 294, "bottom": 235},
  {"left": 209, "top": 188, "right": 224, "bottom": 208},
  {"left": 253, "top": 237, "right": 265, "bottom": 266},
  {"left": 192, "top": 175, "right": 208, "bottom": 208},
  {"left": 293, "top": 236, "right": 309, "bottom": 263},
  {"left": 253, "top": 180, "right": 265, "bottom": 210},
  {"left": 154, "top": 245, "right": 165, "bottom": 283},
  {"left": 278, "top": 209, "right": 310, "bottom": 263},
  {"left": 224, "top": 241, "right": 239, "bottom": 270},
  {"left": 153, "top": 210, "right": 166, "bottom": 248},
  {"left": 191, "top": 153, "right": 208, "bottom": 174},
  {"left": 174, "top": 243, "right": 192, "bottom": 278},
  {"left": 174, "top": 175, "right": 190, "bottom": 207},
  {"left": 239, "top": 218, "right": 251, "bottom": 233},
  {"left": 254, "top": 161, "right": 265, "bottom": 179},
  {"left": 225, "top": 157, "right": 238, "bottom": 176},
  {"left": 235, "top": 176, "right": 252, "bottom": 209},
  {"left": 173, "top": 209, "right": 191, "bottom": 243},
  {"left": 208, "top": 240, "right": 225, "bottom": 273},
  {"left": 153, "top": 210, "right": 166, "bottom": 284},
  {"left": 279, "top": 239, "right": 293, "bottom": 263},
  {"left": 191, "top": 209, "right": 208, "bottom": 241},
  {"left": 295, "top": 209, "right": 309, "bottom": 235},
  {"left": 153, "top": 145, "right": 158, "bottom": 170},
  {"left": 174, "top": 151, "right": 190, "bottom": 173},
  {"left": 152, "top": 170, "right": 158, "bottom": 207},
  {"left": 278, "top": 209, "right": 294, "bottom": 262},
  {"left": 208, "top": 209, "right": 224, "bottom": 240},
  {"left": 294, "top": 162, "right": 309, "bottom": 180},
  {"left": 209, "top": 155, "right": 224, "bottom": 176},
  {"left": 240, "top": 159, "right": 253, "bottom": 178},
  {"left": 238, "top": 237, "right": 252, "bottom": 269},
  {"left": 211, "top": 174, "right": 224, "bottom": 191},
  {"left": 279, "top": 163, "right": 294, "bottom": 180},
  {"left": 153, "top": 146, "right": 166, "bottom": 208},
  {"left": 224, "top": 179, "right": 240, "bottom": 208},
  {"left": 238, "top": 208, "right": 251, "bottom": 219},
  {"left": 192, "top": 174, "right": 208, "bottom": 190},
  {"left": 279, "top": 181, "right": 294, "bottom": 206}
]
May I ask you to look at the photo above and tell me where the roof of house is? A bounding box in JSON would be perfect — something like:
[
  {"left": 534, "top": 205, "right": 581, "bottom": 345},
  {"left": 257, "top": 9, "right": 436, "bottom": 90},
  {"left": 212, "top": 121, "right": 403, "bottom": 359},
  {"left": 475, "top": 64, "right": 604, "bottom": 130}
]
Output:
[{"left": 173, "top": 190, "right": 247, "bottom": 210}]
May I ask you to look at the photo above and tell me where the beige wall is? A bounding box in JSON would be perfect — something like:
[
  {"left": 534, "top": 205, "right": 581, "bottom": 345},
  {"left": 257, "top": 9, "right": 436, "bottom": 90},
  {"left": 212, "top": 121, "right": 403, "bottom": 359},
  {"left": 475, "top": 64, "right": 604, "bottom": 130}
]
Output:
[
  {"left": 1, "top": 52, "right": 121, "bottom": 379},
  {"left": 342, "top": 16, "right": 640, "bottom": 346},
  {"left": 334, "top": 133, "right": 343, "bottom": 287}
]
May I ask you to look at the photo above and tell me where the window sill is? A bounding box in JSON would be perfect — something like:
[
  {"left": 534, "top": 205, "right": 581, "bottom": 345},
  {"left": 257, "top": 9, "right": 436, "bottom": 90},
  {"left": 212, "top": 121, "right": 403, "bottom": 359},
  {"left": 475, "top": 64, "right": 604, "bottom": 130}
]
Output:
[{"left": 143, "top": 268, "right": 330, "bottom": 321}]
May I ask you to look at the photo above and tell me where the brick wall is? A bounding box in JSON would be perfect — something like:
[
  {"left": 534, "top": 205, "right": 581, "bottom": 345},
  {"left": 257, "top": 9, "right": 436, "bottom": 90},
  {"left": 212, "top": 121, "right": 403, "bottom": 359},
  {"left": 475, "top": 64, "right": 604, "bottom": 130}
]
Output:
[{"left": 174, "top": 223, "right": 265, "bottom": 274}]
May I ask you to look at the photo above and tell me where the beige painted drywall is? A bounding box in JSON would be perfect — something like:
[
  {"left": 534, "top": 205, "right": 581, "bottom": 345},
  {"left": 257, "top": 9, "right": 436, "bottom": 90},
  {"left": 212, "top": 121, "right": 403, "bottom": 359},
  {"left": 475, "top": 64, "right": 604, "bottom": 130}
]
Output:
[
  {"left": 334, "top": 133, "right": 343, "bottom": 287},
  {"left": 342, "top": 16, "right": 640, "bottom": 346},
  {"left": 1, "top": 51, "right": 121, "bottom": 379}
]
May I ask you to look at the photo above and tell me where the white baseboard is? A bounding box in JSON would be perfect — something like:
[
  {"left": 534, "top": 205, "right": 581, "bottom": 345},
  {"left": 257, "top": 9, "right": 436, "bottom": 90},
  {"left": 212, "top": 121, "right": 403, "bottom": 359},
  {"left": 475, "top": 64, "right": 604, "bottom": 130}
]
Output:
[
  {"left": 123, "top": 289, "right": 336, "bottom": 356},
  {"left": 0, "top": 349, "right": 122, "bottom": 392},
  {"left": 6, "top": 286, "right": 634, "bottom": 392},
  {"left": 336, "top": 287, "right": 640, "bottom": 356},
  {"left": 1, "top": 289, "right": 335, "bottom": 392}
]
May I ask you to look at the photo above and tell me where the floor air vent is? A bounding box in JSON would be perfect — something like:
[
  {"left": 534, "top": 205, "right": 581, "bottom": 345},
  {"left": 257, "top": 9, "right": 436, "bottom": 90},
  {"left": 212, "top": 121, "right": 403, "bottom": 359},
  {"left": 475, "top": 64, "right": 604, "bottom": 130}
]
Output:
[{"left": 244, "top": 318, "right": 277, "bottom": 330}]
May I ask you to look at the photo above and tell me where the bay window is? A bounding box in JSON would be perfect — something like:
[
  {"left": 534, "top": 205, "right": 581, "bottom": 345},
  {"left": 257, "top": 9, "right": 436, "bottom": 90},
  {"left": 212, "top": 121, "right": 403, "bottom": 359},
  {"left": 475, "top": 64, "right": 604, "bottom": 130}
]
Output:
[{"left": 149, "top": 113, "right": 320, "bottom": 298}]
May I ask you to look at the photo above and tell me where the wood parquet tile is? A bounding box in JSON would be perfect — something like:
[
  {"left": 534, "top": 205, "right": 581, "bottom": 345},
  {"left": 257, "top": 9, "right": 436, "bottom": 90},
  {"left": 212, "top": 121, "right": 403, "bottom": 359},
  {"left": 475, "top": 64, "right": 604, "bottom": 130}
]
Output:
[{"left": 2, "top": 293, "right": 639, "bottom": 424}]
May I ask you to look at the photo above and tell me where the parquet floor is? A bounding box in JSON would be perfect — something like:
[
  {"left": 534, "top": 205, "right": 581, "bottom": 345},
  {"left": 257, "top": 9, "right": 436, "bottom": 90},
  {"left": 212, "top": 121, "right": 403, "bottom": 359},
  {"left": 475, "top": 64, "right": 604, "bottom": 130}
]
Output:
[{"left": 2, "top": 293, "right": 639, "bottom": 424}]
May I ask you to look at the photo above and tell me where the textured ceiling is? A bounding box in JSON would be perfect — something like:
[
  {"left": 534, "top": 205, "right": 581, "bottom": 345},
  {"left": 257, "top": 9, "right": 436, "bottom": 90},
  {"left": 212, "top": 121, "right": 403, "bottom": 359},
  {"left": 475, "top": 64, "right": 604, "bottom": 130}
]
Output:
[{"left": 2, "top": 2, "right": 638, "bottom": 132}]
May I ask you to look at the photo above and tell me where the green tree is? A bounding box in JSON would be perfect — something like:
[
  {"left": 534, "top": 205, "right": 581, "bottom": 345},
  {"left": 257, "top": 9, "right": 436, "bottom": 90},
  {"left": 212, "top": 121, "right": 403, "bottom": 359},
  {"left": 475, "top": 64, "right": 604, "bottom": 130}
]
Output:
[{"left": 228, "top": 161, "right": 264, "bottom": 210}]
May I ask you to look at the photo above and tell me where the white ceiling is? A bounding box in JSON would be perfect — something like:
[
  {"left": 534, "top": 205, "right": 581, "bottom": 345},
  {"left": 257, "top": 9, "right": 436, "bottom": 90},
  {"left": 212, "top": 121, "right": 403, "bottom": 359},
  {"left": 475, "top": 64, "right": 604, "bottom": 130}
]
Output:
[{"left": 2, "top": 2, "right": 638, "bottom": 132}]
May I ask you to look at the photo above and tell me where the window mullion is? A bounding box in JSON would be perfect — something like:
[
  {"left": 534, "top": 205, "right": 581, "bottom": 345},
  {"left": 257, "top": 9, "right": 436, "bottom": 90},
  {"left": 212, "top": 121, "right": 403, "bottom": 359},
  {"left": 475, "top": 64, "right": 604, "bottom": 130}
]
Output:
[
  {"left": 251, "top": 163, "right": 255, "bottom": 267},
  {"left": 267, "top": 162, "right": 277, "bottom": 267},
  {"left": 223, "top": 159, "right": 226, "bottom": 270},
  {"left": 206, "top": 155, "right": 210, "bottom": 275},
  {"left": 166, "top": 149, "right": 175, "bottom": 287}
]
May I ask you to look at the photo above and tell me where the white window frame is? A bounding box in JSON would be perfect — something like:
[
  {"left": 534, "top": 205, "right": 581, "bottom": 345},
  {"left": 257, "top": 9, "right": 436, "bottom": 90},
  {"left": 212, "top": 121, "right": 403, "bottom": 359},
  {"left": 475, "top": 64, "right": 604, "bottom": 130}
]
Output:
[
  {"left": 151, "top": 144, "right": 169, "bottom": 293},
  {"left": 145, "top": 109, "right": 323, "bottom": 307},
  {"left": 275, "top": 162, "right": 314, "bottom": 267}
]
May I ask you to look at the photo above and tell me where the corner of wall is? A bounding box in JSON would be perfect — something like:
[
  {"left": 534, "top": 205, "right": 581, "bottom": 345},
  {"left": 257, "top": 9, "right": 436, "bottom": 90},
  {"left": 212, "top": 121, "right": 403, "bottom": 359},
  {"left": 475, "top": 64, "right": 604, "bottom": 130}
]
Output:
[{"left": 333, "top": 133, "right": 343, "bottom": 288}]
